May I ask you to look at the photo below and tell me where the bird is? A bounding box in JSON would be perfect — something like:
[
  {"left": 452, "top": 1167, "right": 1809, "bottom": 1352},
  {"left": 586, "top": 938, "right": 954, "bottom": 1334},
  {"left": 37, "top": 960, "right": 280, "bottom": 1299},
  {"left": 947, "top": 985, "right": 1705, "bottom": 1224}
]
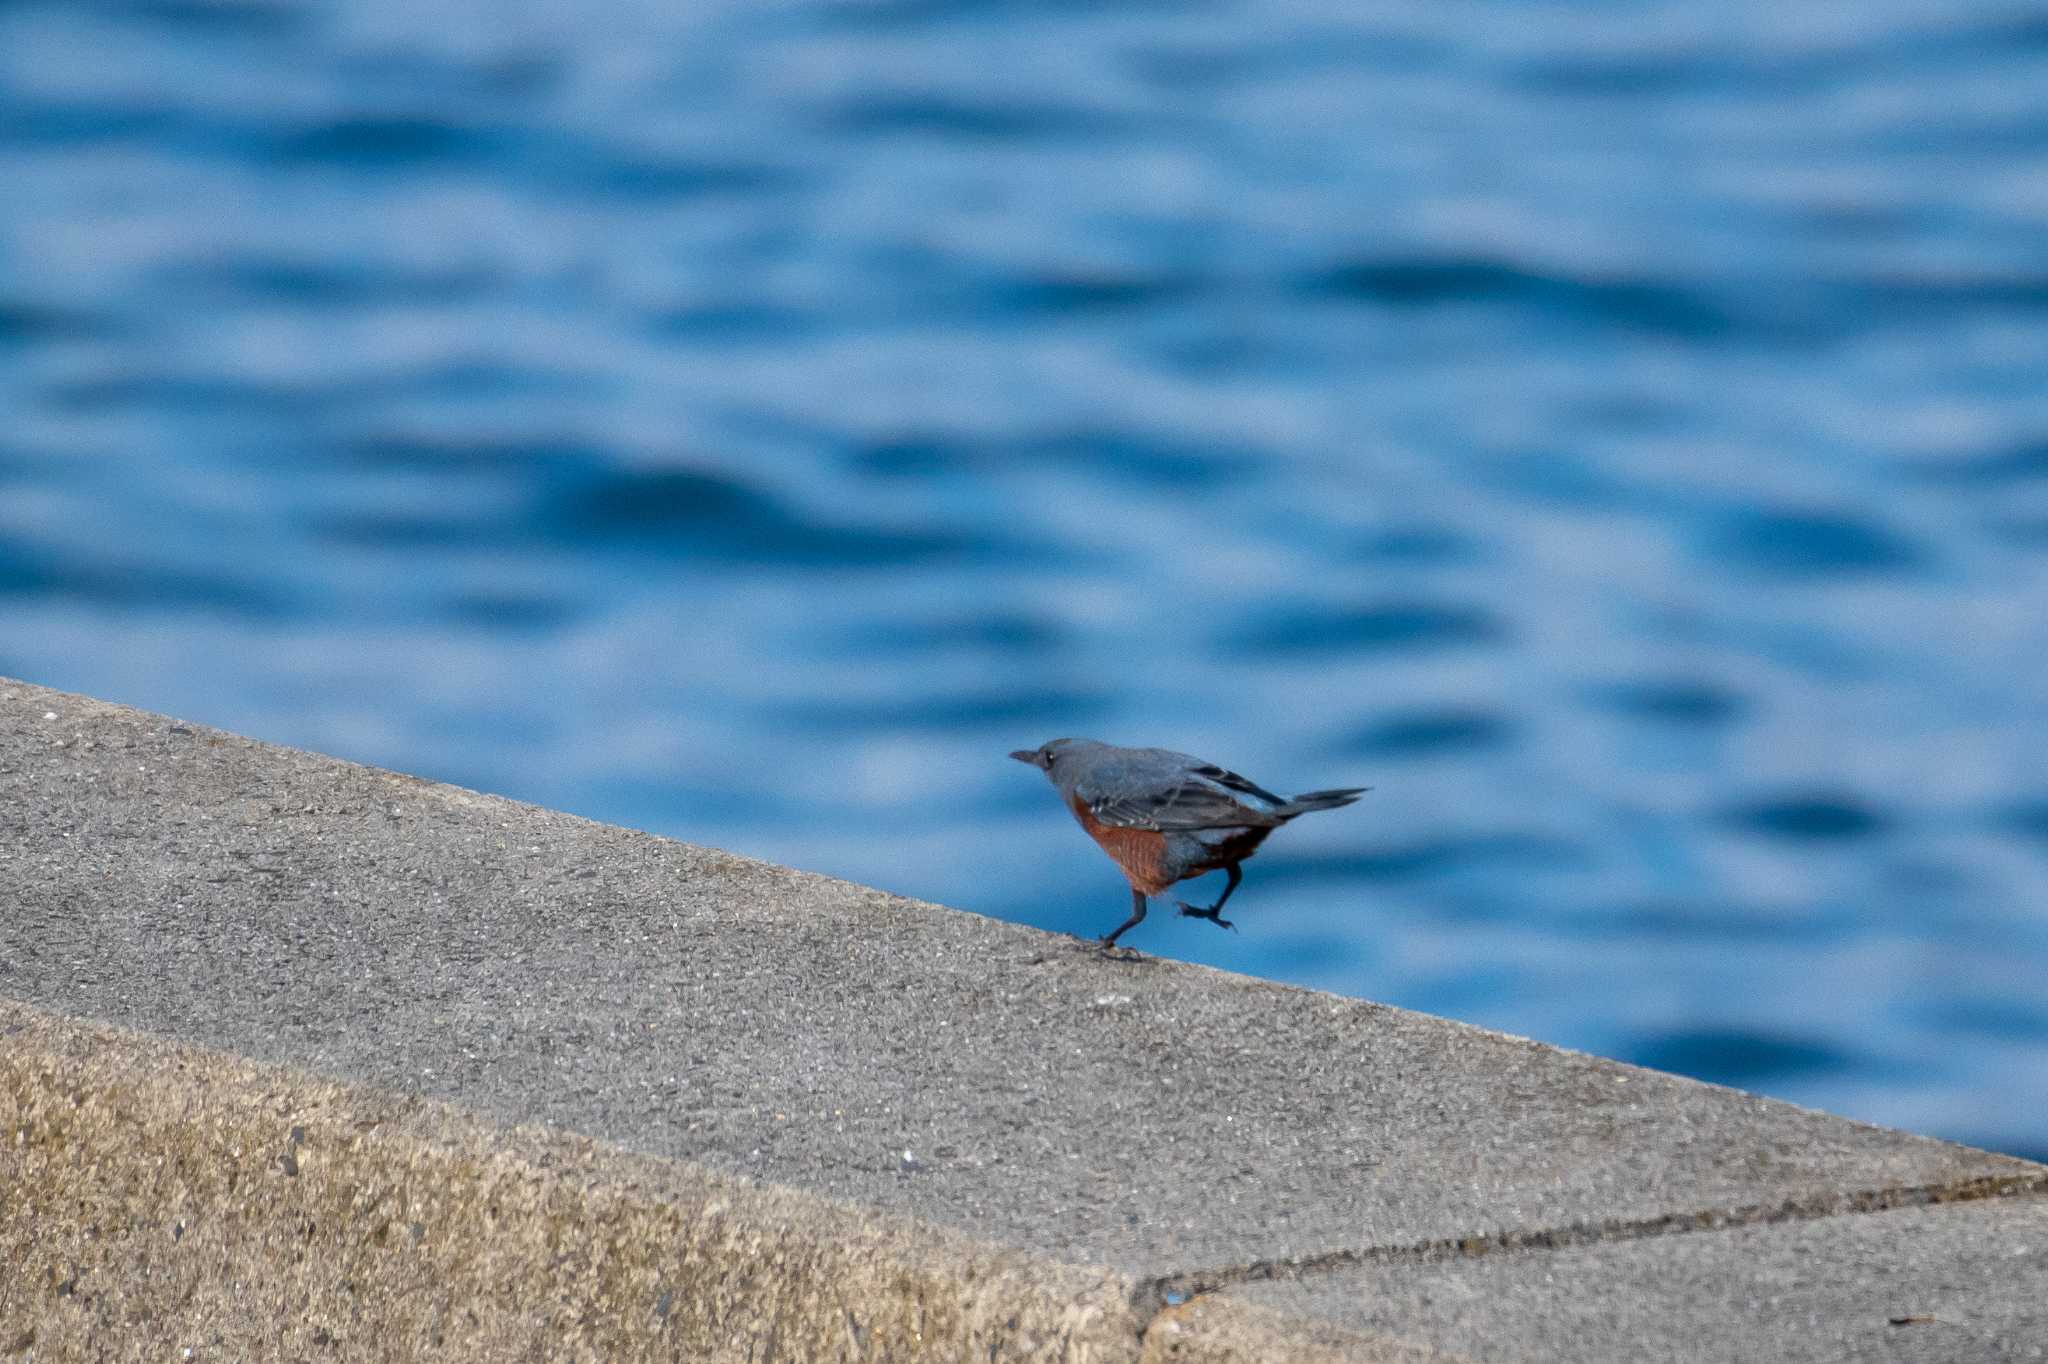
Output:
[{"left": 1009, "top": 738, "right": 1367, "bottom": 948}]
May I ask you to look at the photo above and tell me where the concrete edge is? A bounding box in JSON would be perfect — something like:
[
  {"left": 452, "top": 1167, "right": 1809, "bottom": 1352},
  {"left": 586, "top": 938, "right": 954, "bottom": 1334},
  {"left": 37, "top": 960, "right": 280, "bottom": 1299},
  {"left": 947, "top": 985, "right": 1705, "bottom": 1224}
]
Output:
[
  {"left": 0, "top": 1000, "right": 1443, "bottom": 1363},
  {"left": 0, "top": 1000, "right": 1138, "bottom": 1362}
]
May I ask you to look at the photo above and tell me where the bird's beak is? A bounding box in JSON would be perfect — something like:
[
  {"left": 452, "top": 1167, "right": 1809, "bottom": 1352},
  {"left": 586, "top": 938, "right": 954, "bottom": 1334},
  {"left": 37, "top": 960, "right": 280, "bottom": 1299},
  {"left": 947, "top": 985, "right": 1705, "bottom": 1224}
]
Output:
[{"left": 1009, "top": 749, "right": 1039, "bottom": 766}]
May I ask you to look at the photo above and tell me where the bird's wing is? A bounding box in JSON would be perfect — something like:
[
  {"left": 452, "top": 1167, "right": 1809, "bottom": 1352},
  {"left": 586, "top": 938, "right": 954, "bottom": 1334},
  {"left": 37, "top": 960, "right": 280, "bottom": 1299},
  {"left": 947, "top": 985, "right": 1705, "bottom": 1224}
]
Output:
[{"left": 1080, "top": 761, "right": 1287, "bottom": 831}]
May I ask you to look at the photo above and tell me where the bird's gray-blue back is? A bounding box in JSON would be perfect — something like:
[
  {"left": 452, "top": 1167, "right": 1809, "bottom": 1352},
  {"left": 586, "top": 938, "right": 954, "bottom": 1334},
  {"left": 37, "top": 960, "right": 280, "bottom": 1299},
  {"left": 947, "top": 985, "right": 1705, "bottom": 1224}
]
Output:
[{"left": 1044, "top": 740, "right": 1289, "bottom": 830}]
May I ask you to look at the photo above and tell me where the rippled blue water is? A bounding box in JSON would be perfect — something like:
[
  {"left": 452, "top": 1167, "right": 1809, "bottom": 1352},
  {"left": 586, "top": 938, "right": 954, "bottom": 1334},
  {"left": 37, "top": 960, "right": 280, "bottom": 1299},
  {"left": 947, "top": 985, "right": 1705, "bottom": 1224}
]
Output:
[{"left": 4, "top": 0, "right": 2047, "bottom": 1159}]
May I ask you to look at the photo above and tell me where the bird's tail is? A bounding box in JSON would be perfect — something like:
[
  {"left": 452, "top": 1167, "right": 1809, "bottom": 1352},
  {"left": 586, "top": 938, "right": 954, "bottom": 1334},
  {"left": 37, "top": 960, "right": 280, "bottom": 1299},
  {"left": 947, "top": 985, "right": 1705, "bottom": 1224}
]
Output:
[{"left": 1278, "top": 787, "right": 1370, "bottom": 817}]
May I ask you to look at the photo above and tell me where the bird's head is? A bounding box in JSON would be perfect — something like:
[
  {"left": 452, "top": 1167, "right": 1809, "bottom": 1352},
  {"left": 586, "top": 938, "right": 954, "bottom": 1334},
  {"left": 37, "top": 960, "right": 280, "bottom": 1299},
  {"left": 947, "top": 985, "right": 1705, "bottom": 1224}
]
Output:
[{"left": 1008, "top": 738, "right": 1080, "bottom": 775}]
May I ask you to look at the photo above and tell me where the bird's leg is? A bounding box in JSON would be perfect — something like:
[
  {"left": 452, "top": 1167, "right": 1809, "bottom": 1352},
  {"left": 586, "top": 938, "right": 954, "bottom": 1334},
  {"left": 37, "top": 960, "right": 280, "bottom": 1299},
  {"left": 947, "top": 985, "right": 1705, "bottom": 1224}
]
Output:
[
  {"left": 1100, "top": 889, "right": 1148, "bottom": 947},
  {"left": 1175, "top": 864, "right": 1242, "bottom": 931}
]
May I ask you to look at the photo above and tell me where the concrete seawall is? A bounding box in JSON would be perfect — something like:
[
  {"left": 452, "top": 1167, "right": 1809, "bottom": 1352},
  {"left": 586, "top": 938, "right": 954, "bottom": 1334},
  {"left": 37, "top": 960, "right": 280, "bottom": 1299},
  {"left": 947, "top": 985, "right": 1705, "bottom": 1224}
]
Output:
[{"left": 3, "top": 675, "right": 2045, "bottom": 1361}]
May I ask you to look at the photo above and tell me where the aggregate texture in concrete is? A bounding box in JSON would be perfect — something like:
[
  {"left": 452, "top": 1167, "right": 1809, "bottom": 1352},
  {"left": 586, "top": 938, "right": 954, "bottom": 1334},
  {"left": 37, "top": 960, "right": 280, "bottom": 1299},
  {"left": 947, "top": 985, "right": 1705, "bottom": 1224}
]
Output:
[{"left": 3, "top": 675, "right": 2044, "bottom": 1361}]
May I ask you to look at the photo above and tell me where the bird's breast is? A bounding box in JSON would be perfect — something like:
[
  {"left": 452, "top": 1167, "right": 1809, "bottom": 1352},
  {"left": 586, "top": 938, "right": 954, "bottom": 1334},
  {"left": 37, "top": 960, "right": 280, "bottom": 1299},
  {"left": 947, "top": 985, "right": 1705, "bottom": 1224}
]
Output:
[{"left": 1065, "top": 793, "right": 1175, "bottom": 894}]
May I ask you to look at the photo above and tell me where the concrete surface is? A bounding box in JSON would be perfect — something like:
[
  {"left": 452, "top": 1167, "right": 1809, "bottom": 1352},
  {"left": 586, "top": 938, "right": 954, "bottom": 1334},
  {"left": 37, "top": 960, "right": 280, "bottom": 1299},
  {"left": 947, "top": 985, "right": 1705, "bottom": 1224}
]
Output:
[
  {"left": 2, "top": 674, "right": 2044, "bottom": 1361},
  {"left": 1219, "top": 1198, "right": 2048, "bottom": 1362},
  {"left": 1, "top": 1002, "right": 1143, "bottom": 1363}
]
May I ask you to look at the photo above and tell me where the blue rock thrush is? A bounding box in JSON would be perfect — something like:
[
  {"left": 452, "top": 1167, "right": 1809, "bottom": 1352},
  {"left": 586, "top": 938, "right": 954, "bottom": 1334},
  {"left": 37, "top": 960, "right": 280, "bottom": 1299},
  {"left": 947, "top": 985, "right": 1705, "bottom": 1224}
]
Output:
[{"left": 1010, "top": 738, "right": 1367, "bottom": 947}]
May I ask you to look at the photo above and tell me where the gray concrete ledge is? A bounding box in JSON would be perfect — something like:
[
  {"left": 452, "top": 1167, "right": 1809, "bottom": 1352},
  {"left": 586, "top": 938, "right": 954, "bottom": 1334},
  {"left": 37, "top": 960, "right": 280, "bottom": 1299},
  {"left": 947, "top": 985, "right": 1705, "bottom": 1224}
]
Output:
[
  {"left": 2, "top": 1003, "right": 1147, "bottom": 1363},
  {"left": 2, "top": 676, "right": 2044, "bottom": 1361}
]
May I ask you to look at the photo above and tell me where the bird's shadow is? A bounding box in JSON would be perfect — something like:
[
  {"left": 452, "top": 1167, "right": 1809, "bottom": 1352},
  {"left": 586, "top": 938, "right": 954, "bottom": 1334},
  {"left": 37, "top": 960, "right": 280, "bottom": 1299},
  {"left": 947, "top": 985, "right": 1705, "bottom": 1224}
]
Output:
[
  {"left": 1014, "top": 937, "right": 1167, "bottom": 968},
  {"left": 1080, "top": 938, "right": 1164, "bottom": 967}
]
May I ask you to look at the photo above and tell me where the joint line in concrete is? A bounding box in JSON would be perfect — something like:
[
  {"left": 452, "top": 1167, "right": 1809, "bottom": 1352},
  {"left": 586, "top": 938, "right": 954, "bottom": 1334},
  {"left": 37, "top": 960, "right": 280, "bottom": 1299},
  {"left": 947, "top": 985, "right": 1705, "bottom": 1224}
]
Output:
[{"left": 1137, "top": 1168, "right": 2048, "bottom": 1314}]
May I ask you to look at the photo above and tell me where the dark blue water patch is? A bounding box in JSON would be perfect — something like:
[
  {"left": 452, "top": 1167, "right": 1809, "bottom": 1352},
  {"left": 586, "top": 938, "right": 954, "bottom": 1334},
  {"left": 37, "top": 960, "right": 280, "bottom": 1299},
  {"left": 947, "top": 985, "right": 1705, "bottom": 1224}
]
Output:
[
  {"left": 851, "top": 434, "right": 965, "bottom": 479},
  {"left": 834, "top": 611, "right": 1069, "bottom": 654},
  {"left": 1340, "top": 524, "right": 1482, "bottom": 566},
  {"left": 320, "top": 441, "right": 1023, "bottom": 572},
  {"left": 1722, "top": 793, "right": 1889, "bottom": 842},
  {"left": 848, "top": 428, "right": 1249, "bottom": 489},
  {"left": 1340, "top": 707, "right": 1514, "bottom": 759},
  {"left": 1563, "top": 392, "right": 1692, "bottom": 437},
  {"left": 1588, "top": 678, "right": 1748, "bottom": 728},
  {"left": 0, "top": 298, "right": 112, "bottom": 346},
  {"left": 1767, "top": 197, "right": 1924, "bottom": 241},
  {"left": 150, "top": 254, "right": 500, "bottom": 308},
  {"left": 814, "top": 91, "right": 1135, "bottom": 142},
  {"left": 0, "top": 98, "right": 176, "bottom": 148},
  {"left": 773, "top": 685, "right": 1113, "bottom": 733},
  {"left": 81, "top": 70, "right": 770, "bottom": 195},
  {"left": 329, "top": 432, "right": 608, "bottom": 476},
  {"left": 1508, "top": 39, "right": 1890, "bottom": 100},
  {"left": 1909, "top": 440, "right": 2048, "bottom": 485},
  {"left": 309, "top": 509, "right": 505, "bottom": 549},
  {"left": 41, "top": 370, "right": 335, "bottom": 419},
  {"left": 1879, "top": 111, "right": 2048, "bottom": 158},
  {"left": 1625, "top": 1028, "right": 1855, "bottom": 1089},
  {"left": 123, "top": 0, "right": 305, "bottom": 35},
  {"left": 350, "top": 360, "right": 602, "bottom": 404},
  {"left": 1910, "top": 996, "right": 2048, "bottom": 1042},
  {"left": 839, "top": 245, "right": 1213, "bottom": 329},
  {"left": 1261, "top": 833, "right": 1588, "bottom": 885},
  {"left": 1016, "top": 430, "right": 1249, "bottom": 486},
  {"left": 327, "top": 46, "right": 565, "bottom": 101},
  {"left": 0, "top": 541, "right": 57, "bottom": 595},
  {"left": 545, "top": 465, "right": 998, "bottom": 567},
  {"left": 1965, "top": 10, "right": 2048, "bottom": 51},
  {"left": 1696, "top": 506, "right": 1923, "bottom": 580},
  {"left": 270, "top": 115, "right": 501, "bottom": 168},
  {"left": 441, "top": 592, "right": 584, "bottom": 632},
  {"left": 1298, "top": 256, "right": 1733, "bottom": 339},
  {"left": 648, "top": 301, "right": 821, "bottom": 343},
  {"left": 817, "top": 0, "right": 1216, "bottom": 33},
  {"left": 0, "top": 541, "right": 292, "bottom": 619},
  {"left": 1997, "top": 799, "right": 2048, "bottom": 845},
  {"left": 528, "top": 144, "right": 805, "bottom": 203},
  {"left": 1865, "top": 266, "right": 2048, "bottom": 312},
  {"left": 1124, "top": 30, "right": 1449, "bottom": 90},
  {"left": 1140, "top": 324, "right": 1312, "bottom": 378},
  {"left": 1224, "top": 600, "right": 1504, "bottom": 657},
  {"left": 985, "top": 269, "right": 1206, "bottom": 317}
]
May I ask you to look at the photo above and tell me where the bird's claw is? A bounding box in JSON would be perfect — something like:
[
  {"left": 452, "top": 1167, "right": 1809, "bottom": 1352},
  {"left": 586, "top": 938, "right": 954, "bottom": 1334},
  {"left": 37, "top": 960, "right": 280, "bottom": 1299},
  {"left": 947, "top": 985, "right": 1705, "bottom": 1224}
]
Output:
[{"left": 1175, "top": 902, "right": 1236, "bottom": 932}]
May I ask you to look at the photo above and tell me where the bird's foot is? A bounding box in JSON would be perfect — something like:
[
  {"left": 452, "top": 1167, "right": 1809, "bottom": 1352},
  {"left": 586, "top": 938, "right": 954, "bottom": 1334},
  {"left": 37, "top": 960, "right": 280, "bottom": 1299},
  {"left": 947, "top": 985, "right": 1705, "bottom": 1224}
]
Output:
[{"left": 1175, "top": 902, "right": 1236, "bottom": 932}]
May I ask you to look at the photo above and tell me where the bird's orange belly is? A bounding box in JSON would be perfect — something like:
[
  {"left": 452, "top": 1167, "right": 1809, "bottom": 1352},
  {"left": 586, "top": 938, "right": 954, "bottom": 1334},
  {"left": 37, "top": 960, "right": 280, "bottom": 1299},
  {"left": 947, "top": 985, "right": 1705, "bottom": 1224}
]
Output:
[{"left": 1067, "top": 796, "right": 1175, "bottom": 894}]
